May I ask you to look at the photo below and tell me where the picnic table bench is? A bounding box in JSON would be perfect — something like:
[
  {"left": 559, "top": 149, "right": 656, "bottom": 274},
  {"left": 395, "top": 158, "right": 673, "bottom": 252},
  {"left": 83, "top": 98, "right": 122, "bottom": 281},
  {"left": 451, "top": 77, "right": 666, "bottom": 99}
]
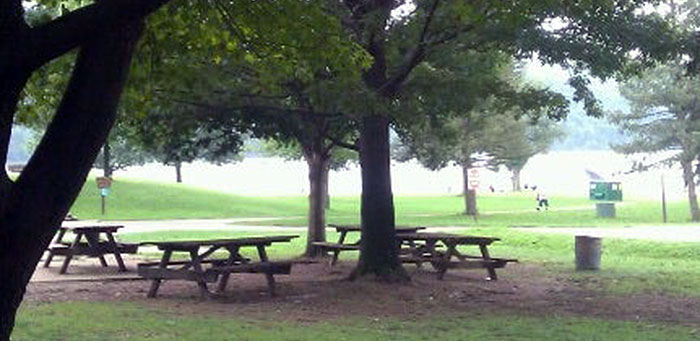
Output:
[
  {"left": 312, "top": 224, "right": 426, "bottom": 266},
  {"left": 43, "top": 224, "right": 138, "bottom": 274},
  {"left": 396, "top": 232, "right": 517, "bottom": 280},
  {"left": 137, "top": 235, "right": 298, "bottom": 298}
]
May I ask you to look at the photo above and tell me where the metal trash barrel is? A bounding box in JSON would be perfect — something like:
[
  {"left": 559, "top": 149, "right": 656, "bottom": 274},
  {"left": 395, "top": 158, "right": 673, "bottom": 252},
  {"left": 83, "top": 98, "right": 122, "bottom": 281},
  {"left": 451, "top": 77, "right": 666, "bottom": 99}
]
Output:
[
  {"left": 575, "top": 235, "right": 601, "bottom": 271},
  {"left": 596, "top": 203, "right": 616, "bottom": 218}
]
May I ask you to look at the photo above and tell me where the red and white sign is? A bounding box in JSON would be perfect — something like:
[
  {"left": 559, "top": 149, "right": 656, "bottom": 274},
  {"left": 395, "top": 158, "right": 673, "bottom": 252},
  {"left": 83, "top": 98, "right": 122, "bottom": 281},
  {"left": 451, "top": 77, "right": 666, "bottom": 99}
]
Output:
[{"left": 468, "top": 168, "right": 480, "bottom": 190}]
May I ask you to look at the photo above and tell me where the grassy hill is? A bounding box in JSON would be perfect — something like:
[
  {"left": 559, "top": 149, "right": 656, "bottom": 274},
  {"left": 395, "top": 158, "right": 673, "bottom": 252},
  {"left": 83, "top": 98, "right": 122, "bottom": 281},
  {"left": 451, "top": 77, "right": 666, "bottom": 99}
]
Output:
[{"left": 69, "top": 177, "right": 699, "bottom": 226}]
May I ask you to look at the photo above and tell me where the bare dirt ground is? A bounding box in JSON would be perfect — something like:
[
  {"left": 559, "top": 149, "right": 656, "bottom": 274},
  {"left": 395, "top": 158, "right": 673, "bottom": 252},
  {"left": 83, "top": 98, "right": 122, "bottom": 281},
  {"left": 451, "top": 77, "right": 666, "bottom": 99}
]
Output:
[{"left": 26, "top": 258, "right": 700, "bottom": 328}]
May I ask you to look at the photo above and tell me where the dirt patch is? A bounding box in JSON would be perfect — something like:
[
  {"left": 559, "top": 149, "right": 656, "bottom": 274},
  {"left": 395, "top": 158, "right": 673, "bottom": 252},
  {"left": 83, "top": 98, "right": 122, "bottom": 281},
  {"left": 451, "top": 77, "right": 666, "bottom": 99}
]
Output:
[{"left": 24, "top": 260, "right": 700, "bottom": 327}]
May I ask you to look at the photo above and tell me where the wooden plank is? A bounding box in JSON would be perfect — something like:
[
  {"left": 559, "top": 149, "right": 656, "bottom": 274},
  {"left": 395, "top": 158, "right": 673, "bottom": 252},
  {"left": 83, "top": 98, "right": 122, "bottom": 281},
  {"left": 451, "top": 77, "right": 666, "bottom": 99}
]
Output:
[
  {"left": 396, "top": 232, "right": 500, "bottom": 244},
  {"left": 328, "top": 224, "right": 426, "bottom": 233},
  {"left": 311, "top": 242, "right": 360, "bottom": 251},
  {"left": 137, "top": 265, "right": 219, "bottom": 282},
  {"left": 401, "top": 257, "right": 514, "bottom": 269},
  {"left": 139, "top": 235, "right": 298, "bottom": 250},
  {"left": 209, "top": 261, "right": 294, "bottom": 275},
  {"left": 137, "top": 258, "right": 235, "bottom": 268},
  {"left": 60, "top": 225, "right": 123, "bottom": 233}
]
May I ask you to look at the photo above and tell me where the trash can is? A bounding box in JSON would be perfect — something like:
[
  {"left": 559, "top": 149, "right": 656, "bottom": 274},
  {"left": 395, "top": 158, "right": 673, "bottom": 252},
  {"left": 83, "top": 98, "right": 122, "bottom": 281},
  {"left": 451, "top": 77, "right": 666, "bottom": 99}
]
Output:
[
  {"left": 575, "top": 235, "right": 601, "bottom": 271},
  {"left": 596, "top": 202, "right": 616, "bottom": 218}
]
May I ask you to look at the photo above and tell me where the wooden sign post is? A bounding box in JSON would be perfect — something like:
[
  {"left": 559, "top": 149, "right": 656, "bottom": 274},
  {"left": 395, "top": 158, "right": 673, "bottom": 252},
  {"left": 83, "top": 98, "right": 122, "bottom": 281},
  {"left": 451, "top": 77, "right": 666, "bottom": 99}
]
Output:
[{"left": 96, "top": 177, "right": 112, "bottom": 215}]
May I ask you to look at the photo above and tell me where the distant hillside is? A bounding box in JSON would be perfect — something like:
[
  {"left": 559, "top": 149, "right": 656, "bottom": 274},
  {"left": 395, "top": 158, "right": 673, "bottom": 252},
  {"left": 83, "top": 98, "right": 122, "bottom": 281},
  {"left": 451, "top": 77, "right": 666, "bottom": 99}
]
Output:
[{"left": 524, "top": 63, "right": 629, "bottom": 151}]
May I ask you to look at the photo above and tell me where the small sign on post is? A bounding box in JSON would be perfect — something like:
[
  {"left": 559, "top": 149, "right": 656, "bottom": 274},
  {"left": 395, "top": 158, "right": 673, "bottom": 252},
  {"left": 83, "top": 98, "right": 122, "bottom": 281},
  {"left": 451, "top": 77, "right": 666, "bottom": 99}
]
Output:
[
  {"left": 96, "top": 177, "right": 112, "bottom": 189},
  {"left": 468, "top": 168, "right": 480, "bottom": 190},
  {"left": 96, "top": 177, "right": 112, "bottom": 215}
]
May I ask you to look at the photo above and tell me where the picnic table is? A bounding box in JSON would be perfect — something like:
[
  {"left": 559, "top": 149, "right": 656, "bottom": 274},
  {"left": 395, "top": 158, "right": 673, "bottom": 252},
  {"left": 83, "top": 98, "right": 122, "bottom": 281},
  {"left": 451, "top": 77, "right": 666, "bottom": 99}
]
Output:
[
  {"left": 395, "top": 232, "right": 517, "bottom": 280},
  {"left": 137, "top": 235, "right": 298, "bottom": 298},
  {"left": 312, "top": 224, "right": 426, "bottom": 266},
  {"left": 43, "top": 224, "right": 138, "bottom": 274}
]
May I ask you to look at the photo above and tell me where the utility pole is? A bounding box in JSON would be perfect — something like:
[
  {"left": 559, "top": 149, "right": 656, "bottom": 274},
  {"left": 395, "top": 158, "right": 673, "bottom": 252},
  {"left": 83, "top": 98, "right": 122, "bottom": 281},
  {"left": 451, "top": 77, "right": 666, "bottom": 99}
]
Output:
[{"left": 661, "top": 174, "right": 667, "bottom": 223}]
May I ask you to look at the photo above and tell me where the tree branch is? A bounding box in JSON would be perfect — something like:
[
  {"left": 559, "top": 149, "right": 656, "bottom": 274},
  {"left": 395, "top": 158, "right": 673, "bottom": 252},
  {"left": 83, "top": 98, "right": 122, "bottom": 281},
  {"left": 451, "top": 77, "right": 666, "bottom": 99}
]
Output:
[
  {"left": 168, "top": 97, "right": 345, "bottom": 118},
  {"left": 24, "top": 0, "right": 170, "bottom": 71},
  {"left": 327, "top": 134, "right": 359, "bottom": 152},
  {"left": 381, "top": 0, "right": 441, "bottom": 96}
]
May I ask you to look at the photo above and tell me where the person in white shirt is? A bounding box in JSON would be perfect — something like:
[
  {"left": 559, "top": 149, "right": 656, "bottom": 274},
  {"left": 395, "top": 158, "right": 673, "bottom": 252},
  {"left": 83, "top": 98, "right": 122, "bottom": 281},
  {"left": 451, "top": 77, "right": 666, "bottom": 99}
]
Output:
[{"left": 536, "top": 189, "right": 549, "bottom": 211}]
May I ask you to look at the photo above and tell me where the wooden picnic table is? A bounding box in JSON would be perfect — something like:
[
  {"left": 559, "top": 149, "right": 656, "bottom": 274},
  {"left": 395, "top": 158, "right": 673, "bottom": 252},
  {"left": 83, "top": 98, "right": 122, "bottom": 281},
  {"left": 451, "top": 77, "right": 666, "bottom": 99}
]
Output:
[
  {"left": 312, "top": 224, "right": 426, "bottom": 266},
  {"left": 43, "top": 224, "right": 138, "bottom": 274},
  {"left": 395, "top": 232, "right": 517, "bottom": 281},
  {"left": 137, "top": 235, "right": 298, "bottom": 298}
]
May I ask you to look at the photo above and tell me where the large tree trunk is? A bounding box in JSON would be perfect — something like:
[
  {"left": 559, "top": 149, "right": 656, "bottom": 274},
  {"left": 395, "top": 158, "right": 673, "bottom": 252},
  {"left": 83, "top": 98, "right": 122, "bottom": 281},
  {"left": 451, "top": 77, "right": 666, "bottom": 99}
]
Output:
[
  {"left": 511, "top": 167, "right": 522, "bottom": 192},
  {"left": 682, "top": 159, "right": 700, "bottom": 222},
  {"left": 102, "top": 141, "right": 112, "bottom": 177},
  {"left": 0, "top": 21, "right": 144, "bottom": 339},
  {"left": 350, "top": 115, "right": 408, "bottom": 282},
  {"left": 461, "top": 164, "right": 477, "bottom": 216},
  {"left": 174, "top": 161, "right": 182, "bottom": 183},
  {"left": 304, "top": 153, "right": 330, "bottom": 257}
]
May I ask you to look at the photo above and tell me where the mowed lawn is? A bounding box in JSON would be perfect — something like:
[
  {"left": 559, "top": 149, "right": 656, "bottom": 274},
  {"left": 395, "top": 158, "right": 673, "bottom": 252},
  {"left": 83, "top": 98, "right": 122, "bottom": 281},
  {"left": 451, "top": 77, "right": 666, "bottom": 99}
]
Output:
[
  {"left": 71, "top": 177, "right": 696, "bottom": 226},
  {"left": 13, "top": 302, "right": 698, "bottom": 341},
  {"left": 15, "top": 177, "right": 699, "bottom": 340}
]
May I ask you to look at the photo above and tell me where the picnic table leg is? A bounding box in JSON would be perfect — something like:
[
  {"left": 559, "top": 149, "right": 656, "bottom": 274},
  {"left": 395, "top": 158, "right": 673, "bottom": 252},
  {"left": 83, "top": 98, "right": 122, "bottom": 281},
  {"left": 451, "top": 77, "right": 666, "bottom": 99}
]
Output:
[
  {"left": 43, "top": 228, "right": 67, "bottom": 268},
  {"left": 59, "top": 232, "right": 83, "bottom": 274},
  {"left": 437, "top": 242, "right": 457, "bottom": 280},
  {"left": 406, "top": 240, "right": 423, "bottom": 269},
  {"left": 256, "top": 245, "right": 276, "bottom": 296},
  {"left": 105, "top": 232, "right": 128, "bottom": 272},
  {"left": 84, "top": 231, "right": 109, "bottom": 267},
  {"left": 216, "top": 246, "right": 242, "bottom": 293},
  {"left": 479, "top": 244, "right": 497, "bottom": 281},
  {"left": 189, "top": 250, "right": 211, "bottom": 299},
  {"left": 147, "top": 249, "right": 172, "bottom": 298},
  {"left": 330, "top": 231, "right": 348, "bottom": 266}
]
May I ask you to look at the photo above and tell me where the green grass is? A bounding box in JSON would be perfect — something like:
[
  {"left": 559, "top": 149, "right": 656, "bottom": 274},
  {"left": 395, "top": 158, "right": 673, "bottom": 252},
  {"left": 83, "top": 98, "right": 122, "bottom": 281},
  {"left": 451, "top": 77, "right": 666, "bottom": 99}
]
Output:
[
  {"left": 71, "top": 177, "right": 700, "bottom": 226},
  {"left": 13, "top": 302, "right": 698, "bottom": 341},
  {"left": 465, "top": 227, "right": 700, "bottom": 296},
  {"left": 71, "top": 178, "right": 309, "bottom": 220}
]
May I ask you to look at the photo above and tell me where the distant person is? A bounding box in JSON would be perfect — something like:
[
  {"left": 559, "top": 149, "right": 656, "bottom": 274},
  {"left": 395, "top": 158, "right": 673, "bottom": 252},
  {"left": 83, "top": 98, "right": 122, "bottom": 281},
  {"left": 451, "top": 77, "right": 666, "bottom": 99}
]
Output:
[
  {"left": 489, "top": 185, "right": 495, "bottom": 193},
  {"left": 536, "top": 189, "right": 549, "bottom": 211},
  {"left": 524, "top": 184, "right": 529, "bottom": 190}
]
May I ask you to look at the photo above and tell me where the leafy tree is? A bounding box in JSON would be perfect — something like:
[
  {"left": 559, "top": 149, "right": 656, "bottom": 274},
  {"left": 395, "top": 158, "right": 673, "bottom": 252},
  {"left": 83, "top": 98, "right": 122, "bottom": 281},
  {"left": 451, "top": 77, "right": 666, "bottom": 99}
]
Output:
[
  {"left": 0, "top": 0, "right": 172, "bottom": 336},
  {"left": 394, "top": 53, "right": 567, "bottom": 216},
  {"left": 610, "top": 62, "right": 700, "bottom": 221},
  {"left": 125, "top": 0, "right": 367, "bottom": 257},
  {"left": 260, "top": 138, "right": 359, "bottom": 210},
  {"left": 487, "top": 117, "right": 565, "bottom": 192},
  {"left": 322, "top": 0, "right": 680, "bottom": 281},
  {"left": 134, "top": 104, "right": 244, "bottom": 183}
]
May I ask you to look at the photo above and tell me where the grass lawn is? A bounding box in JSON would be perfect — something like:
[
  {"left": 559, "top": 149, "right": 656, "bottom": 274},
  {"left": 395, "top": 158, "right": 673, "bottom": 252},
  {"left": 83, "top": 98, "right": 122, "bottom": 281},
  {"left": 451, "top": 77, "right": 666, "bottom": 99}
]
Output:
[
  {"left": 71, "top": 177, "right": 699, "bottom": 227},
  {"left": 13, "top": 301, "right": 698, "bottom": 341},
  {"left": 13, "top": 178, "right": 700, "bottom": 340}
]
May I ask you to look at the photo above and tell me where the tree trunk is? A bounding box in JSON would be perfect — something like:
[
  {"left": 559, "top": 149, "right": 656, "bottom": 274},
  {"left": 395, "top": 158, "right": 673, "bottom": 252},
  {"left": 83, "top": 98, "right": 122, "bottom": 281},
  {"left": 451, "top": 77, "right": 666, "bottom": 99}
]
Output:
[
  {"left": 461, "top": 164, "right": 477, "bottom": 216},
  {"left": 304, "top": 153, "right": 330, "bottom": 257},
  {"left": 682, "top": 160, "right": 700, "bottom": 222},
  {"left": 0, "top": 21, "right": 143, "bottom": 339},
  {"left": 174, "top": 161, "right": 182, "bottom": 183},
  {"left": 350, "top": 115, "right": 408, "bottom": 282},
  {"left": 102, "top": 141, "right": 112, "bottom": 177},
  {"left": 511, "top": 167, "right": 522, "bottom": 192},
  {"left": 325, "top": 177, "right": 331, "bottom": 210}
]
